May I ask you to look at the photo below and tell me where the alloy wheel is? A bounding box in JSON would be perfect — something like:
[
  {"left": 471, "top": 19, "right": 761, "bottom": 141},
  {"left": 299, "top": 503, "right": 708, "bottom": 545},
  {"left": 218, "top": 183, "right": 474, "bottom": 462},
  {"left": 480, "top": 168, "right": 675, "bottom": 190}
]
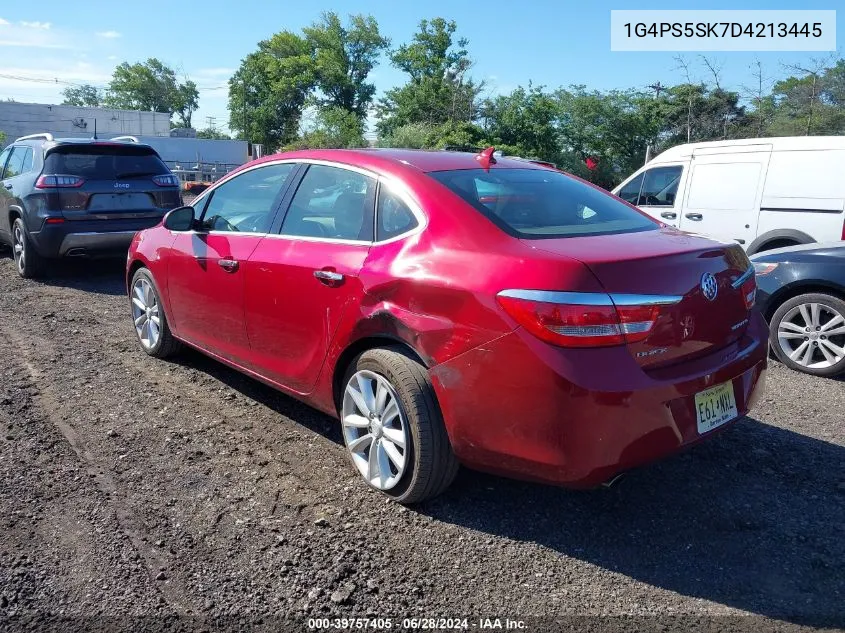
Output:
[
  {"left": 777, "top": 302, "right": 845, "bottom": 369},
  {"left": 13, "top": 225, "right": 25, "bottom": 275},
  {"left": 341, "top": 370, "right": 409, "bottom": 491},
  {"left": 130, "top": 277, "right": 161, "bottom": 350}
]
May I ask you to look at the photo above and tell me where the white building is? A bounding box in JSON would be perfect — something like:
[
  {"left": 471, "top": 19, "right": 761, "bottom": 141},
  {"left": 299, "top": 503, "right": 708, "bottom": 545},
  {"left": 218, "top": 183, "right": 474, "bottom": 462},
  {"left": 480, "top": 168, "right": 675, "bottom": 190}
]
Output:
[{"left": 0, "top": 101, "right": 171, "bottom": 146}]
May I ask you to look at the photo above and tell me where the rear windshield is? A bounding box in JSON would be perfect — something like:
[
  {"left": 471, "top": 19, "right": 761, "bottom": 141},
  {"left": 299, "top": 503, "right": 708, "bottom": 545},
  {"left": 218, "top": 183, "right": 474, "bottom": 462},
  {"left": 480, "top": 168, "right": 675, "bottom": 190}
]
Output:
[
  {"left": 44, "top": 145, "right": 168, "bottom": 179},
  {"left": 429, "top": 168, "right": 658, "bottom": 239}
]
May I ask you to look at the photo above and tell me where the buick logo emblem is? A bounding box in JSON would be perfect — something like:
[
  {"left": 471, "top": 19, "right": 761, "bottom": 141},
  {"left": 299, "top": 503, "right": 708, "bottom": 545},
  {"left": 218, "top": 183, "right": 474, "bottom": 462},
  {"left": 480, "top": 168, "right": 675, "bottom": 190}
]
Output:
[{"left": 700, "top": 273, "right": 718, "bottom": 301}]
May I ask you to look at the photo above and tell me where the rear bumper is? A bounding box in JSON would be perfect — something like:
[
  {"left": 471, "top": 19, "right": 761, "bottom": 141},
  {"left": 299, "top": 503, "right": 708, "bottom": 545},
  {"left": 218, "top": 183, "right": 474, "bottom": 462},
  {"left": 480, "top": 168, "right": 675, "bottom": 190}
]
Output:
[
  {"left": 430, "top": 311, "right": 769, "bottom": 487},
  {"left": 30, "top": 218, "right": 163, "bottom": 258}
]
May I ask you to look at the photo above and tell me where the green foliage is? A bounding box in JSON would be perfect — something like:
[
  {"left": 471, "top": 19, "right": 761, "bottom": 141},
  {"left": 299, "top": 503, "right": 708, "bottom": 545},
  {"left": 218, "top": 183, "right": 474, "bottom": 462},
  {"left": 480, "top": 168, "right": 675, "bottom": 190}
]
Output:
[
  {"left": 228, "top": 31, "right": 316, "bottom": 149},
  {"left": 376, "top": 18, "right": 483, "bottom": 137},
  {"left": 304, "top": 12, "right": 389, "bottom": 118},
  {"left": 767, "top": 60, "right": 845, "bottom": 135},
  {"left": 286, "top": 106, "right": 367, "bottom": 149},
  {"left": 378, "top": 120, "right": 484, "bottom": 150},
  {"left": 104, "top": 58, "right": 199, "bottom": 126},
  {"left": 61, "top": 84, "right": 102, "bottom": 108},
  {"left": 196, "top": 128, "right": 231, "bottom": 140},
  {"left": 481, "top": 85, "right": 560, "bottom": 163},
  {"left": 0, "top": 130, "right": 5, "bottom": 146}
]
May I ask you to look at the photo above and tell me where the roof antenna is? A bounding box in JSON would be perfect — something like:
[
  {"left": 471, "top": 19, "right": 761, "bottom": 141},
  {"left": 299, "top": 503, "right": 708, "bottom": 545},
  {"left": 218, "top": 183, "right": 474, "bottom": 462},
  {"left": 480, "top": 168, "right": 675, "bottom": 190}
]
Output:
[
  {"left": 93, "top": 119, "right": 98, "bottom": 140},
  {"left": 475, "top": 146, "right": 497, "bottom": 171}
]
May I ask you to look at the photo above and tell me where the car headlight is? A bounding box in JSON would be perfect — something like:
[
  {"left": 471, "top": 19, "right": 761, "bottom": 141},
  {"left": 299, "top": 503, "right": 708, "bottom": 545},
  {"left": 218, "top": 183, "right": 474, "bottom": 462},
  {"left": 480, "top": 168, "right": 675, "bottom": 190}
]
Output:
[{"left": 753, "top": 262, "right": 778, "bottom": 276}]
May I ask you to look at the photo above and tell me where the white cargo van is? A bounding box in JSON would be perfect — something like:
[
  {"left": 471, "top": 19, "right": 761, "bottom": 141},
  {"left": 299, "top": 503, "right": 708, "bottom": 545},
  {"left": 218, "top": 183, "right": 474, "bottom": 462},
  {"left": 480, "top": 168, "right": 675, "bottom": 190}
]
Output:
[{"left": 612, "top": 137, "right": 845, "bottom": 254}]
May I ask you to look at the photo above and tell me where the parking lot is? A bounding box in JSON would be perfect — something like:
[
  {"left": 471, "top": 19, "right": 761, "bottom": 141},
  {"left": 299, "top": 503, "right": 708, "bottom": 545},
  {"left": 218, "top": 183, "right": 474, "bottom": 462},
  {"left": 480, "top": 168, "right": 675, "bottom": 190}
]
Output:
[{"left": 0, "top": 255, "right": 843, "bottom": 631}]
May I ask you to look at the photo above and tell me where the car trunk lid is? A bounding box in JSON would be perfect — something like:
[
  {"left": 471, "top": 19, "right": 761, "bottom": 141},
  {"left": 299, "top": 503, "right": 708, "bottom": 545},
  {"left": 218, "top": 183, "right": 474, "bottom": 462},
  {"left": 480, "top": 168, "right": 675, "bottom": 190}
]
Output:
[{"left": 523, "top": 228, "right": 755, "bottom": 368}]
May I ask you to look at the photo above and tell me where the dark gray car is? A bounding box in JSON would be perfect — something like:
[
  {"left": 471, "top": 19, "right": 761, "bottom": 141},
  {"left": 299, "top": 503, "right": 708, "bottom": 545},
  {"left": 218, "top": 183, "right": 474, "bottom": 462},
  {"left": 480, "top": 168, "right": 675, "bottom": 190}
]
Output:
[
  {"left": 752, "top": 242, "right": 845, "bottom": 377},
  {"left": 0, "top": 134, "right": 181, "bottom": 278}
]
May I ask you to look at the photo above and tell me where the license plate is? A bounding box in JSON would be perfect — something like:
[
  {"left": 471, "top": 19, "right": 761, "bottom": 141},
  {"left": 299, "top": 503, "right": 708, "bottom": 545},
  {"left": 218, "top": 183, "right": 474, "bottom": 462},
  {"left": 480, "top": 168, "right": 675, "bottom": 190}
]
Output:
[
  {"left": 88, "top": 193, "right": 153, "bottom": 211},
  {"left": 695, "top": 381, "right": 738, "bottom": 434}
]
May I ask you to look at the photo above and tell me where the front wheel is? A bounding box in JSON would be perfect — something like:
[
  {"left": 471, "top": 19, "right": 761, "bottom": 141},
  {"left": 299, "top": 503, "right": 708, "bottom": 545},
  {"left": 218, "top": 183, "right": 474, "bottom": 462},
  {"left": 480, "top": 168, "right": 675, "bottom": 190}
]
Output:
[
  {"left": 340, "top": 347, "right": 458, "bottom": 504},
  {"left": 129, "top": 268, "right": 182, "bottom": 358},
  {"left": 770, "top": 292, "right": 845, "bottom": 377}
]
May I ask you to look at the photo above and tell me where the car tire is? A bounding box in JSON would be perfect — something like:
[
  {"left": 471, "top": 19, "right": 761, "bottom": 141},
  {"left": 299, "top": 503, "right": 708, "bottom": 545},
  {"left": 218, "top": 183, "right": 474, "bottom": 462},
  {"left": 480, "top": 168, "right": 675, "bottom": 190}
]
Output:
[
  {"left": 12, "top": 218, "right": 45, "bottom": 279},
  {"left": 340, "top": 346, "right": 459, "bottom": 504},
  {"left": 129, "top": 267, "right": 182, "bottom": 359},
  {"left": 769, "top": 292, "right": 845, "bottom": 377}
]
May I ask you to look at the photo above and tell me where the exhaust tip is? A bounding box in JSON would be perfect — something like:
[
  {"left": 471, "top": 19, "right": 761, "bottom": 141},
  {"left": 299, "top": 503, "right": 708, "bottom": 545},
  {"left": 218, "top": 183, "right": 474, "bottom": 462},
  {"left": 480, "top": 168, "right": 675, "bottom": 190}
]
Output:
[
  {"left": 65, "top": 248, "right": 88, "bottom": 257},
  {"left": 601, "top": 472, "right": 626, "bottom": 489}
]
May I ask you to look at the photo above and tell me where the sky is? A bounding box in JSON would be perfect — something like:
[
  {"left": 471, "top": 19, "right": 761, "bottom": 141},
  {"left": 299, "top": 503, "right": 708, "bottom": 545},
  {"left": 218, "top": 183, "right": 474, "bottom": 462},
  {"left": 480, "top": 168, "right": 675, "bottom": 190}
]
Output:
[{"left": 0, "top": 0, "right": 842, "bottom": 135}]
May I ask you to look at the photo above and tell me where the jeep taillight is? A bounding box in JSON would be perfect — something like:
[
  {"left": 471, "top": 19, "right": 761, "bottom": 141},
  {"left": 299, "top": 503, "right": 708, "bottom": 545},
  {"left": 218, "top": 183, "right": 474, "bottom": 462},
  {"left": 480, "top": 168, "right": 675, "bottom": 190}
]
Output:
[
  {"left": 35, "top": 175, "right": 85, "bottom": 188},
  {"left": 152, "top": 174, "right": 179, "bottom": 187}
]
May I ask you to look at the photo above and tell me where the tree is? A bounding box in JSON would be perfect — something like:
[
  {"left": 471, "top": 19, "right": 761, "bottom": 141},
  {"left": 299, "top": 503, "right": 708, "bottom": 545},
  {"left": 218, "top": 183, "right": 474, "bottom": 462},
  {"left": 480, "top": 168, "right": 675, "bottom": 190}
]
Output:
[
  {"left": 287, "top": 106, "right": 366, "bottom": 149},
  {"left": 174, "top": 80, "right": 199, "bottom": 128},
  {"left": 105, "top": 58, "right": 199, "bottom": 126},
  {"left": 376, "top": 18, "right": 483, "bottom": 137},
  {"left": 61, "top": 84, "right": 102, "bottom": 108},
  {"left": 0, "top": 130, "right": 5, "bottom": 147},
  {"left": 304, "top": 12, "right": 389, "bottom": 118},
  {"left": 766, "top": 58, "right": 845, "bottom": 136},
  {"left": 228, "top": 32, "right": 315, "bottom": 149},
  {"left": 481, "top": 85, "right": 560, "bottom": 163},
  {"left": 196, "top": 127, "right": 231, "bottom": 140}
]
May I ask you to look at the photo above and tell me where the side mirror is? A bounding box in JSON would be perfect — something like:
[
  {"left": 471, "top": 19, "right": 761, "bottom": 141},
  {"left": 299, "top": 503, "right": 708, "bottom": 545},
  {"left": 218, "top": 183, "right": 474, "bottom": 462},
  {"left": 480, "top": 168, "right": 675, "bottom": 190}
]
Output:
[{"left": 163, "top": 205, "right": 195, "bottom": 231}]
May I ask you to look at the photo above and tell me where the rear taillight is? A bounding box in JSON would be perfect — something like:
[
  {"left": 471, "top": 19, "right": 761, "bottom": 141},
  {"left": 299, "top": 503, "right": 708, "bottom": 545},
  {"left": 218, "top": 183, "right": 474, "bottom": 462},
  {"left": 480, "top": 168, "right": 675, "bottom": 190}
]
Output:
[
  {"left": 152, "top": 174, "right": 179, "bottom": 187},
  {"left": 841, "top": 218, "right": 845, "bottom": 241},
  {"left": 35, "top": 175, "right": 85, "bottom": 188},
  {"left": 496, "top": 290, "right": 678, "bottom": 348},
  {"left": 741, "top": 277, "right": 756, "bottom": 309}
]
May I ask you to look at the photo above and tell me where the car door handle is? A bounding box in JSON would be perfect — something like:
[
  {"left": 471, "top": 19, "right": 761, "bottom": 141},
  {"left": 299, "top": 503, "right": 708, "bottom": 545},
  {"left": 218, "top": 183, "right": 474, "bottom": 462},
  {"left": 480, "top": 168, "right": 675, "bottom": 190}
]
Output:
[
  {"left": 660, "top": 211, "right": 677, "bottom": 220},
  {"left": 3, "top": 183, "right": 12, "bottom": 190},
  {"left": 685, "top": 213, "right": 703, "bottom": 221},
  {"left": 313, "top": 269, "right": 344, "bottom": 285},
  {"left": 217, "top": 258, "right": 239, "bottom": 272}
]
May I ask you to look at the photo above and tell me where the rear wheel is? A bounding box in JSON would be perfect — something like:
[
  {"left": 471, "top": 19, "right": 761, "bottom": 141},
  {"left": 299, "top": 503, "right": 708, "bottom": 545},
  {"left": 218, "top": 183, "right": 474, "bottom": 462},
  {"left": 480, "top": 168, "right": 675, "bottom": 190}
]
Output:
[
  {"left": 129, "top": 268, "right": 181, "bottom": 358},
  {"left": 12, "top": 218, "right": 45, "bottom": 279},
  {"left": 770, "top": 292, "right": 845, "bottom": 376},
  {"left": 340, "top": 347, "right": 458, "bottom": 504}
]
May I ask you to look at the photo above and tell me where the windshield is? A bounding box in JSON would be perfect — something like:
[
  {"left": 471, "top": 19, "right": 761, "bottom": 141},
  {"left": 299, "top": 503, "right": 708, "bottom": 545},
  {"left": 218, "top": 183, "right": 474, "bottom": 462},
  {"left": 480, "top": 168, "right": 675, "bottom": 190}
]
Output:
[
  {"left": 429, "top": 168, "right": 658, "bottom": 239},
  {"left": 44, "top": 145, "right": 169, "bottom": 180}
]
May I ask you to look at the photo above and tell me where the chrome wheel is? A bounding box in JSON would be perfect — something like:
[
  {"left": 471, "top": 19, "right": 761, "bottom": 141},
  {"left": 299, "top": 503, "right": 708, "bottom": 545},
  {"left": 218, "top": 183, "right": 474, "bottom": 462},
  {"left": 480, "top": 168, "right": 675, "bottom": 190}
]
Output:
[
  {"left": 342, "top": 370, "right": 409, "bottom": 491},
  {"left": 777, "top": 302, "right": 845, "bottom": 369},
  {"left": 13, "top": 224, "right": 25, "bottom": 275},
  {"left": 130, "top": 277, "right": 161, "bottom": 350}
]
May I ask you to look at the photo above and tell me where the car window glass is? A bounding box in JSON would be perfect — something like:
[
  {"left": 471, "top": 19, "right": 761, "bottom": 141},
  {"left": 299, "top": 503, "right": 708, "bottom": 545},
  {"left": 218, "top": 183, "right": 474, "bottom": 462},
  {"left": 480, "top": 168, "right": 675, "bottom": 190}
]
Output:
[
  {"left": 199, "top": 163, "right": 295, "bottom": 233},
  {"left": 377, "top": 185, "right": 418, "bottom": 241},
  {"left": 0, "top": 148, "right": 11, "bottom": 178},
  {"left": 431, "top": 169, "right": 656, "bottom": 238},
  {"left": 281, "top": 164, "right": 376, "bottom": 241},
  {"left": 4, "top": 147, "right": 27, "bottom": 178},
  {"left": 617, "top": 173, "right": 644, "bottom": 204},
  {"left": 639, "top": 166, "right": 682, "bottom": 207},
  {"left": 21, "top": 148, "right": 34, "bottom": 174},
  {"left": 43, "top": 146, "right": 169, "bottom": 178}
]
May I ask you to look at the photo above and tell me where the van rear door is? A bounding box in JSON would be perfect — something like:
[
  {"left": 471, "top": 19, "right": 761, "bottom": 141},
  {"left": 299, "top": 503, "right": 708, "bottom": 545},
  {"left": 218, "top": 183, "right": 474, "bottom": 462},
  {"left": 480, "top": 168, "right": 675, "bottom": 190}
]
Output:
[{"left": 678, "top": 144, "right": 772, "bottom": 248}]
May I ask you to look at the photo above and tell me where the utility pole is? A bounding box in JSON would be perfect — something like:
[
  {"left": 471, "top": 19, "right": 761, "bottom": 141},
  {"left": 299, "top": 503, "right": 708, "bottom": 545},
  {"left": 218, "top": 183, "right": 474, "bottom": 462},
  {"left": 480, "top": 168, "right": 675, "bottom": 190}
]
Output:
[
  {"left": 205, "top": 115, "right": 217, "bottom": 131},
  {"left": 647, "top": 82, "right": 665, "bottom": 98}
]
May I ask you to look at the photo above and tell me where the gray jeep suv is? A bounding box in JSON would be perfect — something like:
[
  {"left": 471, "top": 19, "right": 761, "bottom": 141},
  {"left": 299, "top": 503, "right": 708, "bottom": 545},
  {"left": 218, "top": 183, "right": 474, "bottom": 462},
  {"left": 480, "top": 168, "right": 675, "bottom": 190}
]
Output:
[{"left": 0, "top": 134, "right": 181, "bottom": 278}]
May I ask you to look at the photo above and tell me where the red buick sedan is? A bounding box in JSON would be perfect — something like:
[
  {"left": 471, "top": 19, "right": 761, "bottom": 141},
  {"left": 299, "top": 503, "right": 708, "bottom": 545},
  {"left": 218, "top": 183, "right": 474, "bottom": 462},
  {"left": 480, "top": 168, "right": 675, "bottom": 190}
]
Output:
[{"left": 126, "top": 148, "right": 767, "bottom": 503}]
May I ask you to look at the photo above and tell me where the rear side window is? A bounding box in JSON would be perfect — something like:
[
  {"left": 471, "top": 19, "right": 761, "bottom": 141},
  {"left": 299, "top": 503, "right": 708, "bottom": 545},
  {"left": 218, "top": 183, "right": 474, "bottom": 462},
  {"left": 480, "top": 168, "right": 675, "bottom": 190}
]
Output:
[
  {"left": 377, "top": 184, "right": 419, "bottom": 241},
  {"left": 4, "top": 146, "right": 33, "bottom": 178},
  {"left": 430, "top": 168, "right": 658, "bottom": 239},
  {"left": 44, "top": 145, "right": 169, "bottom": 179},
  {"left": 281, "top": 164, "right": 376, "bottom": 241},
  {"left": 617, "top": 173, "right": 643, "bottom": 204}
]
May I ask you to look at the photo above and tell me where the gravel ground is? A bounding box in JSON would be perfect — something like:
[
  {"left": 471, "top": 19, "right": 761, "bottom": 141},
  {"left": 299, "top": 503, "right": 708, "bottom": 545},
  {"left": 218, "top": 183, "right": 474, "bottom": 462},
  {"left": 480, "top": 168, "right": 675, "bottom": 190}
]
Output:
[{"left": 0, "top": 256, "right": 843, "bottom": 633}]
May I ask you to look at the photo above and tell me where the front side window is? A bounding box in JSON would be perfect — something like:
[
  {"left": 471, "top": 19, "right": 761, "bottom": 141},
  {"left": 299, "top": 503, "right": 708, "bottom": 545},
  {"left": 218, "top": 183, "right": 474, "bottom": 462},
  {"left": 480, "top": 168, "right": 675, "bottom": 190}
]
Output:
[
  {"left": 199, "top": 163, "right": 295, "bottom": 233},
  {"left": 281, "top": 164, "right": 376, "bottom": 241},
  {"left": 638, "top": 166, "right": 682, "bottom": 207},
  {"left": 377, "top": 184, "right": 419, "bottom": 241},
  {"left": 430, "top": 168, "right": 657, "bottom": 239},
  {"left": 617, "top": 173, "right": 644, "bottom": 204}
]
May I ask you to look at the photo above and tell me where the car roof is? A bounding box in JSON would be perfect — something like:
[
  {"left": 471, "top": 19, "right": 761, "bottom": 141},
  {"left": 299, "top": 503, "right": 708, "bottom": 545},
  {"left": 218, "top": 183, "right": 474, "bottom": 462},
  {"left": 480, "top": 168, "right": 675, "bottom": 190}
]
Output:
[
  {"left": 651, "top": 136, "right": 845, "bottom": 163},
  {"left": 248, "top": 148, "right": 550, "bottom": 174}
]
